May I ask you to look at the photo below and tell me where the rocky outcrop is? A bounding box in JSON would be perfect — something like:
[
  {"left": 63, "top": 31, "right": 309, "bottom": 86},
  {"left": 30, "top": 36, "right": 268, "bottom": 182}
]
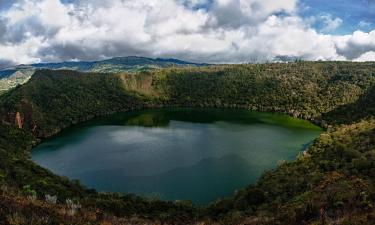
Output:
[{"left": 15, "top": 112, "right": 23, "bottom": 129}]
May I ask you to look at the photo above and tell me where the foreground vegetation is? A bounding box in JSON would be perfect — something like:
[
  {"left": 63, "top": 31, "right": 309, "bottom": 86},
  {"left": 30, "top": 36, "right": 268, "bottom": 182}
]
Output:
[{"left": 0, "top": 61, "right": 374, "bottom": 224}]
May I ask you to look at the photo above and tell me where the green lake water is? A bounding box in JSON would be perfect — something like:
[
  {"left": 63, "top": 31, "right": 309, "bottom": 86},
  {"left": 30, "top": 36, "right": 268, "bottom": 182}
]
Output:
[{"left": 32, "top": 108, "right": 322, "bottom": 204}]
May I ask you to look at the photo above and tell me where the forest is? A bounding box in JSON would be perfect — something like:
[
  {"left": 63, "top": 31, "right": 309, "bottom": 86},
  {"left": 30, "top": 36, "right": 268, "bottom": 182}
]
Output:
[{"left": 0, "top": 61, "right": 374, "bottom": 224}]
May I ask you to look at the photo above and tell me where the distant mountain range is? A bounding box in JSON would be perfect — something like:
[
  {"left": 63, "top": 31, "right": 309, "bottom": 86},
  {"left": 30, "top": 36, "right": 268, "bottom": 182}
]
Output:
[{"left": 0, "top": 56, "right": 207, "bottom": 92}]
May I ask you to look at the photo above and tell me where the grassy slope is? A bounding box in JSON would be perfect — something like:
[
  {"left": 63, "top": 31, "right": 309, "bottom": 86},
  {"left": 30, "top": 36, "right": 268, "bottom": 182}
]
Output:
[{"left": 0, "top": 61, "right": 374, "bottom": 224}]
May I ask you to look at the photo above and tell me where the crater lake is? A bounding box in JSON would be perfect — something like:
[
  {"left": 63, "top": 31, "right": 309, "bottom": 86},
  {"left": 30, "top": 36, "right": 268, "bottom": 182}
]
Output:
[{"left": 32, "top": 108, "right": 322, "bottom": 204}]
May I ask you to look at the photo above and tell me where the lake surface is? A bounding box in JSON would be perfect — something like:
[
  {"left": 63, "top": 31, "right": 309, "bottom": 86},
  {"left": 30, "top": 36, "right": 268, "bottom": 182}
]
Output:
[{"left": 32, "top": 108, "right": 322, "bottom": 204}]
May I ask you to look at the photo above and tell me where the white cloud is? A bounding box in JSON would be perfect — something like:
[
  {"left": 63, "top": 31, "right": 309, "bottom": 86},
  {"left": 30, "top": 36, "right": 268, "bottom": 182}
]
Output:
[
  {"left": 359, "top": 20, "right": 372, "bottom": 28},
  {"left": 0, "top": 0, "right": 374, "bottom": 66},
  {"left": 335, "top": 30, "right": 375, "bottom": 59},
  {"left": 319, "top": 14, "right": 343, "bottom": 33},
  {"left": 252, "top": 16, "right": 341, "bottom": 60},
  {"left": 39, "top": 0, "right": 70, "bottom": 27},
  {"left": 354, "top": 51, "right": 375, "bottom": 62},
  {"left": 0, "top": 36, "right": 45, "bottom": 65},
  {"left": 207, "top": 0, "right": 297, "bottom": 28}
]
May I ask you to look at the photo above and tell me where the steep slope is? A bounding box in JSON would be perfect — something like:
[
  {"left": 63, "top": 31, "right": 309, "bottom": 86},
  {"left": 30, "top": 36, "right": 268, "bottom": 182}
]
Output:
[
  {"left": 0, "top": 70, "right": 157, "bottom": 137},
  {"left": 152, "top": 62, "right": 374, "bottom": 122},
  {"left": 322, "top": 85, "right": 375, "bottom": 125}
]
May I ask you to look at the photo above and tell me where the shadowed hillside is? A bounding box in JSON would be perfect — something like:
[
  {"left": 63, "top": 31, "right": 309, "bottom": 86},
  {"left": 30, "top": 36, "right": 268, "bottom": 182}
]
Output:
[{"left": 322, "top": 85, "right": 375, "bottom": 124}]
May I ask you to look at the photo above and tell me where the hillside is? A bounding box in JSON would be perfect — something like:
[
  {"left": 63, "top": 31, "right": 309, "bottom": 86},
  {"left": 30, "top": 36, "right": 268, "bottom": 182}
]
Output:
[
  {"left": 30, "top": 56, "right": 206, "bottom": 72},
  {"left": 0, "top": 56, "right": 206, "bottom": 93},
  {"left": 0, "top": 62, "right": 374, "bottom": 224}
]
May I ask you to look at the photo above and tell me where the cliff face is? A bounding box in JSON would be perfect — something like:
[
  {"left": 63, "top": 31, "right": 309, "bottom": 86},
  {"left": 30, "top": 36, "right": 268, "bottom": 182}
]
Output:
[
  {"left": 118, "top": 72, "right": 159, "bottom": 97},
  {"left": 15, "top": 112, "right": 23, "bottom": 129},
  {"left": 0, "top": 96, "right": 36, "bottom": 134}
]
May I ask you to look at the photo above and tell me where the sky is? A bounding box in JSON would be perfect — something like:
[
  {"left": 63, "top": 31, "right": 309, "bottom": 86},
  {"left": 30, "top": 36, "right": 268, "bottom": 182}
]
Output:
[{"left": 0, "top": 0, "right": 374, "bottom": 67}]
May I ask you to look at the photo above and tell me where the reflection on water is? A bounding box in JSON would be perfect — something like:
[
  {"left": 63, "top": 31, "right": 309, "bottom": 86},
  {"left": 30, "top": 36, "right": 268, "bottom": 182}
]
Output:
[{"left": 32, "top": 108, "right": 322, "bottom": 205}]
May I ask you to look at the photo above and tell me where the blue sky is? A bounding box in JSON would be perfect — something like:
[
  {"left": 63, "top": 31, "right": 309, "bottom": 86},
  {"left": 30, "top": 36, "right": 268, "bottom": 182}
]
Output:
[
  {"left": 300, "top": 0, "right": 375, "bottom": 34},
  {"left": 0, "top": 0, "right": 374, "bottom": 66},
  {"left": 185, "top": 0, "right": 375, "bottom": 34}
]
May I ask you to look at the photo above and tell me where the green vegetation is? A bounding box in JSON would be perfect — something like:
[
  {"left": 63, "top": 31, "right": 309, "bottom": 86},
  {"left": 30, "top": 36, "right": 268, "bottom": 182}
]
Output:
[
  {"left": 0, "top": 56, "right": 206, "bottom": 93},
  {"left": 0, "top": 61, "right": 374, "bottom": 224},
  {"left": 153, "top": 62, "right": 374, "bottom": 121},
  {"left": 0, "top": 70, "right": 149, "bottom": 137}
]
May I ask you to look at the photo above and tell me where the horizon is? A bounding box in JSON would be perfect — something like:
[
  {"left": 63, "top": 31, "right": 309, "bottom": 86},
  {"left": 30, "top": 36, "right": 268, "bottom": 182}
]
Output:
[
  {"left": 2, "top": 55, "right": 375, "bottom": 71},
  {"left": 0, "top": 0, "right": 374, "bottom": 67}
]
